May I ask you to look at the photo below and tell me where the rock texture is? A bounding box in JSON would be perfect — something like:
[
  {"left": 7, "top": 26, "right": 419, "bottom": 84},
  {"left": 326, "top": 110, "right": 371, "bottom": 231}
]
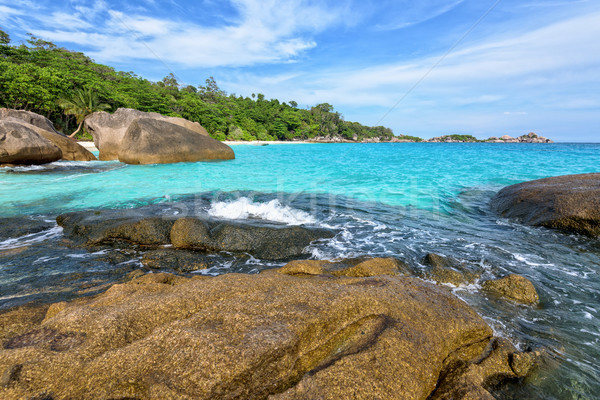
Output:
[
  {"left": 482, "top": 274, "right": 539, "bottom": 305},
  {"left": 118, "top": 118, "right": 234, "bottom": 164},
  {"left": 85, "top": 108, "right": 212, "bottom": 161},
  {"left": 56, "top": 210, "right": 334, "bottom": 260},
  {"left": 491, "top": 173, "right": 600, "bottom": 236},
  {"left": 0, "top": 108, "right": 58, "bottom": 133},
  {"left": 170, "top": 217, "right": 333, "bottom": 260},
  {"left": 0, "top": 120, "right": 62, "bottom": 165},
  {"left": 0, "top": 265, "right": 536, "bottom": 400}
]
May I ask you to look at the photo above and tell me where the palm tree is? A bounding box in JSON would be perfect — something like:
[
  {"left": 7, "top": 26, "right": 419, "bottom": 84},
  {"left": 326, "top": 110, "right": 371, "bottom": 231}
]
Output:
[{"left": 57, "top": 88, "right": 111, "bottom": 138}]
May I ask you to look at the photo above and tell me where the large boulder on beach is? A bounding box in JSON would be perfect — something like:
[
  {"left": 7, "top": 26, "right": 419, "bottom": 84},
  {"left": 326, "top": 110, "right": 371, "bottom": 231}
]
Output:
[
  {"left": 0, "top": 120, "right": 62, "bottom": 165},
  {"left": 491, "top": 173, "right": 600, "bottom": 236},
  {"left": 1, "top": 117, "right": 96, "bottom": 162},
  {"left": 118, "top": 118, "right": 234, "bottom": 164},
  {"left": 85, "top": 108, "right": 212, "bottom": 160},
  {"left": 0, "top": 266, "right": 535, "bottom": 400}
]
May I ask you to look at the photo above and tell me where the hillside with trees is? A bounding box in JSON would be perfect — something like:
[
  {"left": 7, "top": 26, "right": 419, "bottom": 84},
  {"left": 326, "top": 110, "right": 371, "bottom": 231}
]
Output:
[{"left": 0, "top": 28, "right": 394, "bottom": 142}]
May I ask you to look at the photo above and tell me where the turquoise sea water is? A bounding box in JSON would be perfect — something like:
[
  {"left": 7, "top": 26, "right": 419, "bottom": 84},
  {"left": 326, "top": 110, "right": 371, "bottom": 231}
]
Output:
[{"left": 1, "top": 143, "right": 600, "bottom": 399}]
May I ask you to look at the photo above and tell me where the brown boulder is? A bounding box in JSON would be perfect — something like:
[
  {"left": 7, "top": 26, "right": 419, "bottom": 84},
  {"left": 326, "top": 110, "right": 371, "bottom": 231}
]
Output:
[
  {"left": 118, "top": 118, "right": 234, "bottom": 164},
  {"left": 0, "top": 268, "right": 531, "bottom": 399},
  {"left": 85, "top": 108, "right": 211, "bottom": 160},
  {"left": 482, "top": 274, "right": 539, "bottom": 305},
  {"left": 0, "top": 120, "right": 62, "bottom": 165},
  {"left": 491, "top": 173, "right": 600, "bottom": 236},
  {"left": 1, "top": 117, "right": 96, "bottom": 161}
]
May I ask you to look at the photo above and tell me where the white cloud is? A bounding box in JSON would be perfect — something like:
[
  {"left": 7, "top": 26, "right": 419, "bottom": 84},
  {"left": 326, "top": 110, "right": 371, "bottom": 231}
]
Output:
[{"left": 22, "top": 0, "right": 345, "bottom": 67}]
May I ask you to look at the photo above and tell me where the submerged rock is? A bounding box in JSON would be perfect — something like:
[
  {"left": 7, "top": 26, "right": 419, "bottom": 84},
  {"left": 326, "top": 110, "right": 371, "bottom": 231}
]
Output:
[
  {"left": 0, "top": 120, "right": 62, "bottom": 165},
  {"left": 0, "top": 267, "right": 535, "bottom": 399},
  {"left": 118, "top": 118, "right": 234, "bottom": 164},
  {"left": 0, "top": 217, "right": 54, "bottom": 242},
  {"left": 421, "top": 253, "right": 481, "bottom": 286},
  {"left": 482, "top": 274, "right": 539, "bottom": 305},
  {"left": 0, "top": 111, "right": 95, "bottom": 162},
  {"left": 171, "top": 217, "right": 334, "bottom": 260},
  {"left": 85, "top": 108, "right": 213, "bottom": 161},
  {"left": 491, "top": 173, "right": 600, "bottom": 236},
  {"left": 141, "top": 249, "right": 210, "bottom": 272}
]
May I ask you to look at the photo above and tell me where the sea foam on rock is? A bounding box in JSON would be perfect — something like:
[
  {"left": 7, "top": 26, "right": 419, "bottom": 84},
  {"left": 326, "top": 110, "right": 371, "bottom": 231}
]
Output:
[
  {"left": 0, "top": 264, "right": 537, "bottom": 400},
  {"left": 491, "top": 173, "right": 600, "bottom": 236}
]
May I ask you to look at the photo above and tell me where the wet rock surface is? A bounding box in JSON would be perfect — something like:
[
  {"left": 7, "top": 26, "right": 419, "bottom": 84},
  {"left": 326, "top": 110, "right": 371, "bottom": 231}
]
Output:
[
  {"left": 482, "top": 274, "right": 539, "bottom": 305},
  {"left": 0, "top": 263, "right": 537, "bottom": 400},
  {"left": 0, "top": 217, "right": 54, "bottom": 241},
  {"left": 140, "top": 248, "right": 210, "bottom": 272},
  {"left": 170, "top": 217, "right": 334, "bottom": 260},
  {"left": 57, "top": 210, "right": 334, "bottom": 260},
  {"left": 491, "top": 173, "right": 600, "bottom": 236},
  {"left": 421, "top": 253, "right": 482, "bottom": 286}
]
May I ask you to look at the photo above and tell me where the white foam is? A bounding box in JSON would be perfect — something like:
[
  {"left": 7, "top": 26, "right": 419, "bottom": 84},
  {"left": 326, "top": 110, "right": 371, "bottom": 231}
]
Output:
[
  {"left": 0, "top": 226, "right": 63, "bottom": 250},
  {"left": 207, "top": 197, "right": 316, "bottom": 225}
]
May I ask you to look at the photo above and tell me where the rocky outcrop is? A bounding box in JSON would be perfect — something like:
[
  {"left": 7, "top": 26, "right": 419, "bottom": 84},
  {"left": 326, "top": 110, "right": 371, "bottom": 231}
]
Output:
[
  {"left": 492, "top": 132, "right": 553, "bottom": 143},
  {"left": 85, "top": 108, "right": 212, "bottom": 161},
  {"left": 0, "top": 265, "right": 537, "bottom": 400},
  {"left": 482, "top": 274, "right": 539, "bottom": 305},
  {"left": 170, "top": 217, "right": 333, "bottom": 260},
  {"left": 140, "top": 249, "right": 210, "bottom": 272},
  {"left": 491, "top": 173, "right": 600, "bottom": 236},
  {"left": 118, "top": 118, "right": 234, "bottom": 164},
  {"left": 56, "top": 210, "right": 334, "bottom": 261},
  {"left": 0, "top": 120, "right": 62, "bottom": 165}
]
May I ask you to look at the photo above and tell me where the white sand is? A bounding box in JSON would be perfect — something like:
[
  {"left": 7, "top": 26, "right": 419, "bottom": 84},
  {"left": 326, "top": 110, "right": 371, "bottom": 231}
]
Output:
[
  {"left": 224, "top": 141, "right": 314, "bottom": 145},
  {"left": 78, "top": 141, "right": 98, "bottom": 152}
]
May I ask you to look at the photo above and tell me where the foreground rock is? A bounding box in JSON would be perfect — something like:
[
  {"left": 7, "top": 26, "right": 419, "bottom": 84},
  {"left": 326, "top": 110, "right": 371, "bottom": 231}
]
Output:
[
  {"left": 57, "top": 210, "right": 334, "bottom": 260},
  {"left": 0, "top": 264, "right": 536, "bottom": 400},
  {"left": 85, "top": 108, "right": 213, "bottom": 161},
  {"left": 118, "top": 118, "right": 234, "bottom": 164},
  {"left": 0, "top": 110, "right": 96, "bottom": 162},
  {"left": 491, "top": 173, "right": 600, "bottom": 236},
  {"left": 482, "top": 274, "right": 539, "bottom": 305},
  {"left": 0, "top": 120, "right": 62, "bottom": 165}
]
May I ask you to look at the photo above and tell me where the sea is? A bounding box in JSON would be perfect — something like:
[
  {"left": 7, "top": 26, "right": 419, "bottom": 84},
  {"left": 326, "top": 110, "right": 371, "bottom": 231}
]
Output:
[{"left": 1, "top": 142, "right": 599, "bottom": 399}]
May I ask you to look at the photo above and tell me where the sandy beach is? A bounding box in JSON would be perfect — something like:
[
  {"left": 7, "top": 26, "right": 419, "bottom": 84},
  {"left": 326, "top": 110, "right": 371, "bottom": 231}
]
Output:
[{"left": 78, "top": 140, "right": 313, "bottom": 152}]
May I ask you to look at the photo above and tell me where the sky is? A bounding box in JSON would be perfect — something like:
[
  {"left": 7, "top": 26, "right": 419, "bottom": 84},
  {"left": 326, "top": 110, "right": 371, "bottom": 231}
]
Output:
[{"left": 1, "top": 0, "right": 599, "bottom": 141}]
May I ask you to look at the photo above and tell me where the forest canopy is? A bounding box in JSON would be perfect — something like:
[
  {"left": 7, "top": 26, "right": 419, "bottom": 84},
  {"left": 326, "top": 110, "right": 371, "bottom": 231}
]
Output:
[{"left": 0, "top": 28, "right": 395, "bottom": 142}]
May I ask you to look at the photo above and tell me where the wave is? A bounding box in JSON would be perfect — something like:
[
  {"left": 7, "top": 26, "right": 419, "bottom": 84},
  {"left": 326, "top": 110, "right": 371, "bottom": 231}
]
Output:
[
  {"left": 207, "top": 197, "right": 317, "bottom": 225},
  {"left": 0, "top": 226, "right": 63, "bottom": 250}
]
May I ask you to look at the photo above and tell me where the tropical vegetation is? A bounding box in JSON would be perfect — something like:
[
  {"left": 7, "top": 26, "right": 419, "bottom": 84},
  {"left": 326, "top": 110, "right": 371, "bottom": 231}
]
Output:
[{"left": 0, "top": 28, "right": 395, "bottom": 141}]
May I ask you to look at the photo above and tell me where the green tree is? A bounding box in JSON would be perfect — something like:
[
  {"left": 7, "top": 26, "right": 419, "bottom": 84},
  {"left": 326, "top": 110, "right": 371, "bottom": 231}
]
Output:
[
  {"left": 57, "top": 88, "right": 111, "bottom": 138},
  {"left": 0, "top": 28, "right": 10, "bottom": 45}
]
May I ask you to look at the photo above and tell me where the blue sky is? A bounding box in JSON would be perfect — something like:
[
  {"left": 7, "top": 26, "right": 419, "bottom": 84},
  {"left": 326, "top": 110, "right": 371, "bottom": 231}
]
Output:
[{"left": 1, "top": 0, "right": 599, "bottom": 141}]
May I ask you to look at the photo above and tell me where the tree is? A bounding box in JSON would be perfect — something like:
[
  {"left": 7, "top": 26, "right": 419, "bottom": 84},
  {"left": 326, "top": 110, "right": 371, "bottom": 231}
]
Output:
[
  {"left": 57, "top": 88, "right": 111, "bottom": 138},
  {"left": 0, "top": 28, "right": 10, "bottom": 45}
]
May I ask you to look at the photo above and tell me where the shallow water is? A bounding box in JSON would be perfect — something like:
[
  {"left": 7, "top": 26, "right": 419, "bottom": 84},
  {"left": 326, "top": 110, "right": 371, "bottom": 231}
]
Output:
[{"left": 1, "top": 143, "right": 599, "bottom": 399}]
